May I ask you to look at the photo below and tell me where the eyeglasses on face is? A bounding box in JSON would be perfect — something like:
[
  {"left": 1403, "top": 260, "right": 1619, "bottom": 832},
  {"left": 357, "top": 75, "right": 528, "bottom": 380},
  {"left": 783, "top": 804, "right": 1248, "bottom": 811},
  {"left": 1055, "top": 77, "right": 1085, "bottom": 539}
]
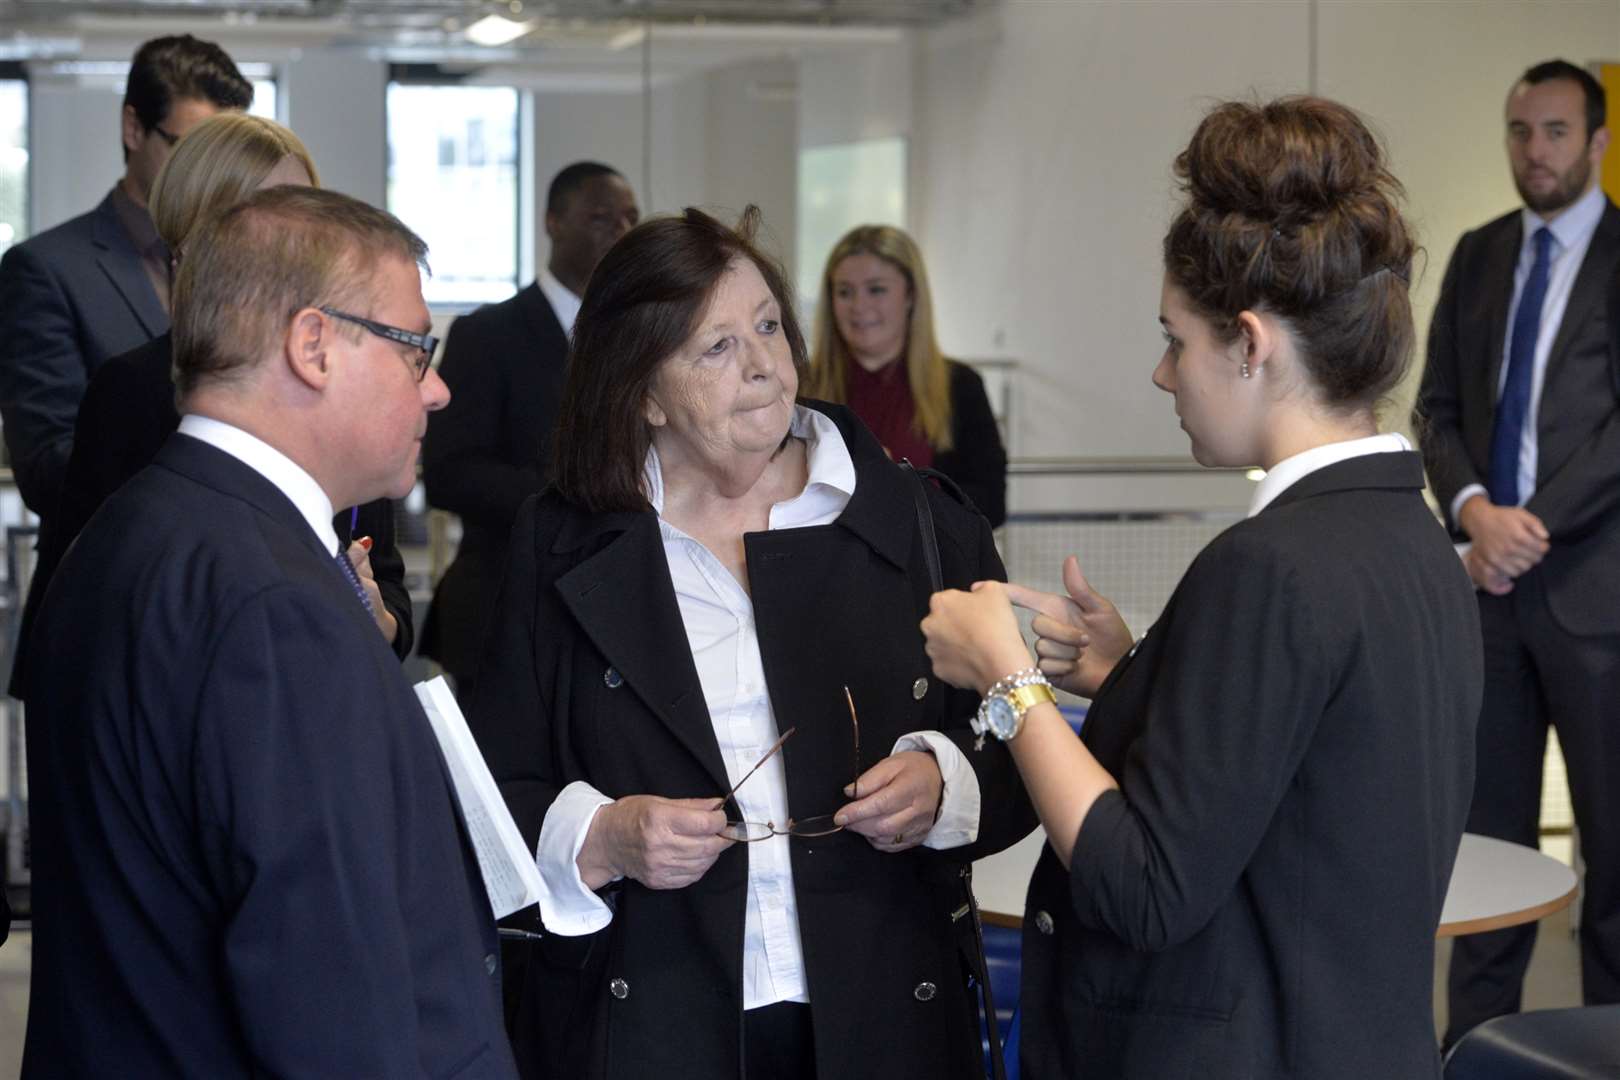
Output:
[
  {"left": 716, "top": 686, "right": 862, "bottom": 843},
  {"left": 319, "top": 307, "right": 439, "bottom": 382}
]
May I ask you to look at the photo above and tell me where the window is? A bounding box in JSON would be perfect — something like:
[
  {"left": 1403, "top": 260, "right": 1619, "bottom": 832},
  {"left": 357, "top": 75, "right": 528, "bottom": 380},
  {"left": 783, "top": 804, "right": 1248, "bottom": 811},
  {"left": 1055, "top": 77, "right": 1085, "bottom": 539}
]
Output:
[
  {"left": 0, "top": 74, "right": 26, "bottom": 255},
  {"left": 246, "top": 74, "right": 278, "bottom": 122},
  {"left": 796, "top": 136, "right": 907, "bottom": 310},
  {"left": 385, "top": 82, "right": 520, "bottom": 307}
]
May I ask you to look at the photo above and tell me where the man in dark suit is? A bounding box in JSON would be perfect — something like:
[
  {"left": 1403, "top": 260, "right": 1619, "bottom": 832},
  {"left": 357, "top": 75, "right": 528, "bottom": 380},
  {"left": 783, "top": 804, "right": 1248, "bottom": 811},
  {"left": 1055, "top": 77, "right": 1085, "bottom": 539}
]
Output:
[
  {"left": 1416, "top": 59, "right": 1620, "bottom": 1045},
  {"left": 20, "top": 186, "right": 517, "bottom": 1077},
  {"left": 0, "top": 34, "right": 251, "bottom": 519},
  {"left": 422, "top": 161, "right": 638, "bottom": 705}
]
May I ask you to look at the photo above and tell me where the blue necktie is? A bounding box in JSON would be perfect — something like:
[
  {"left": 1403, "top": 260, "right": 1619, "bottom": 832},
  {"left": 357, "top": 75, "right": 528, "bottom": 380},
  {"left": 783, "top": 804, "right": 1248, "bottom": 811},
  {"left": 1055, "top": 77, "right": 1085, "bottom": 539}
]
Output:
[
  {"left": 334, "top": 546, "right": 376, "bottom": 618},
  {"left": 1488, "top": 226, "right": 1554, "bottom": 506}
]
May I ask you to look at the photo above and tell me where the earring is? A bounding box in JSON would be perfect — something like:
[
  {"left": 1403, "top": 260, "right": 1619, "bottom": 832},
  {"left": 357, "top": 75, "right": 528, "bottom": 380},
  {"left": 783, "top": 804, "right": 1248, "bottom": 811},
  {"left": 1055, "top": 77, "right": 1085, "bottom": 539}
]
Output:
[{"left": 1240, "top": 361, "right": 1252, "bottom": 379}]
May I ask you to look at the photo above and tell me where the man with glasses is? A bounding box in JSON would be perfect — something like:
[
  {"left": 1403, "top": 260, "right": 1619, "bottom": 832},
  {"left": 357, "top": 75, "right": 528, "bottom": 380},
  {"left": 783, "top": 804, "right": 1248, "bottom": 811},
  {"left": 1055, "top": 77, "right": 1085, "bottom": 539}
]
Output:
[
  {"left": 0, "top": 34, "right": 251, "bottom": 521},
  {"left": 20, "top": 185, "right": 516, "bottom": 1077}
]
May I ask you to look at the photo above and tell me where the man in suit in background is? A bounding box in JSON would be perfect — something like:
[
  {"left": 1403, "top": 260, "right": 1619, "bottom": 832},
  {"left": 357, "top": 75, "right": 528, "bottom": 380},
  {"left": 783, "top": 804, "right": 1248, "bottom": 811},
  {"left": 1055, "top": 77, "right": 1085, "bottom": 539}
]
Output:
[
  {"left": 21, "top": 186, "right": 516, "bottom": 1077},
  {"left": 1416, "top": 59, "right": 1620, "bottom": 1046},
  {"left": 0, "top": 34, "right": 252, "bottom": 521},
  {"left": 421, "top": 160, "right": 638, "bottom": 705}
]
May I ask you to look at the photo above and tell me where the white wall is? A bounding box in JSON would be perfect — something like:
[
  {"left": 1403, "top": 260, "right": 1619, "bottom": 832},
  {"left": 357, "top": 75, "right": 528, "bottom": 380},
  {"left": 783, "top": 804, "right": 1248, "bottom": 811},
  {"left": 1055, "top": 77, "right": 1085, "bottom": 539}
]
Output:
[
  {"left": 28, "top": 73, "right": 126, "bottom": 233},
  {"left": 282, "top": 49, "right": 386, "bottom": 206},
  {"left": 899, "top": 0, "right": 1620, "bottom": 511},
  {"left": 702, "top": 59, "right": 799, "bottom": 277}
]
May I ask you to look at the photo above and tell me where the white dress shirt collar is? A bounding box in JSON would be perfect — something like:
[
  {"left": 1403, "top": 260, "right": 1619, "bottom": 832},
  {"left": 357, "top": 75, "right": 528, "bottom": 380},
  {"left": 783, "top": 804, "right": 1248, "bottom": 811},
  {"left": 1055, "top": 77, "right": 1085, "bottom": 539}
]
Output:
[
  {"left": 643, "top": 404, "right": 858, "bottom": 519},
  {"left": 1523, "top": 182, "right": 1606, "bottom": 254},
  {"left": 1248, "top": 432, "right": 1411, "bottom": 518},
  {"left": 178, "top": 413, "right": 339, "bottom": 555},
  {"left": 537, "top": 266, "right": 583, "bottom": 338}
]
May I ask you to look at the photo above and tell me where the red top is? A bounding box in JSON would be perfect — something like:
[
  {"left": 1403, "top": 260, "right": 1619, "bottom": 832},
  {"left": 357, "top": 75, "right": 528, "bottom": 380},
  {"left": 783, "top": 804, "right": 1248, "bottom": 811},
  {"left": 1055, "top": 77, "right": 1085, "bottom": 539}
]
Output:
[{"left": 845, "top": 360, "right": 934, "bottom": 468}]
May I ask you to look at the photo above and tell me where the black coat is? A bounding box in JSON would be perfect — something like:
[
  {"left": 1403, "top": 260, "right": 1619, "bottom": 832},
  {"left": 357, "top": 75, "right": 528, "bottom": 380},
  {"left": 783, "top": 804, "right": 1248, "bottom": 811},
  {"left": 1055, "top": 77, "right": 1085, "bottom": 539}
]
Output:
[
  {"left": 21, "top": 434, "right": 515, "bottom": 1077},
  {"left": 10, "top": 332, "right": 411, "bottom": 703},
  {"left": 422, "top": 283, "right": 570, "bottom": 680},
  {"left": 469, "top": 402, "right": 1036, "bottom": 1080},
  {"left": 1415, "top": 201, "right": 1620, "bottom": 635},
  {"left": 933, "top": 359, "right": 1008, "bottom": 528},
  {"left": 1017, "top": 453, "right": 1482, "bottom": 1079},
  {"left": 0, "top": 191, "right": 168, "bottom": 516}
]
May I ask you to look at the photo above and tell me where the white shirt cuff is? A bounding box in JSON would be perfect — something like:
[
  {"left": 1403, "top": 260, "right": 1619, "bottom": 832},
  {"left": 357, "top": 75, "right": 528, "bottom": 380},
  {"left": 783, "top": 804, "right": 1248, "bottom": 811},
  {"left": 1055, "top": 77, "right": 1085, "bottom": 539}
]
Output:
[
  {"left": 534, "top": 780, "right": 618, "bottom": 936},
  {"left": 1450, "top": 484, "right": 1487, "bottom": 530},
  {"left": 892, "top": 731, "right": 980, "bottom": 850}
]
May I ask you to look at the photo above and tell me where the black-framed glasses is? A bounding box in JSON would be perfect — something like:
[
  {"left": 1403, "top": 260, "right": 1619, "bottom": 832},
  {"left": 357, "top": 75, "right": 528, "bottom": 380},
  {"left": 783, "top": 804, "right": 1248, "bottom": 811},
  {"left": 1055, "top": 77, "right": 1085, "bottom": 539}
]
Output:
[
  {"left": 319, "top": 307, "right": 438, "bottom": 382},
  {"left": 717, "top": 686, "right": 862, "bottom": 842},
  {"left": 149, "top": 123, "right": 181, "bottom": 147}
]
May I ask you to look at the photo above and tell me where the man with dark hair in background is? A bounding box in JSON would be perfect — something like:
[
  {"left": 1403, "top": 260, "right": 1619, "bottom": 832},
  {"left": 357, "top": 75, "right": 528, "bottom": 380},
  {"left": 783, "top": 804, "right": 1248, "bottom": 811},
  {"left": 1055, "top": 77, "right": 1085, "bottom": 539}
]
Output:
[
  {"left": 21, "top": 185, "right": 516, "bottom": 1077},
  {"left": 421, "top": 161, "right": 638, "bottom": 707},
  {"left": 0, "top": 34, "right": 252, "bottom": 520},
  {"left": 1416, "top": 58, "right": 1620, "bottom": 1045}
]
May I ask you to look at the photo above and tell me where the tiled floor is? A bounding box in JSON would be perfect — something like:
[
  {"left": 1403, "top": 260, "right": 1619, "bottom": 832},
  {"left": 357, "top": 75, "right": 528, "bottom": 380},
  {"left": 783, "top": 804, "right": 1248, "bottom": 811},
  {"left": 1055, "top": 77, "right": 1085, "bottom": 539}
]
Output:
[{"left": 0, "top": 904, "right": 1589, "bottom": 1077}]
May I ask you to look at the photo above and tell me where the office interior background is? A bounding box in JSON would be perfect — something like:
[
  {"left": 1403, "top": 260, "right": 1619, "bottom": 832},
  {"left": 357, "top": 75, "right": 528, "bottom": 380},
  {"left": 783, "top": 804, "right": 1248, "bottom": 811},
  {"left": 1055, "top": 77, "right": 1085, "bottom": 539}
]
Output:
[{"left": 0, "top": 0, "right": 1615, "bottom": 1070}]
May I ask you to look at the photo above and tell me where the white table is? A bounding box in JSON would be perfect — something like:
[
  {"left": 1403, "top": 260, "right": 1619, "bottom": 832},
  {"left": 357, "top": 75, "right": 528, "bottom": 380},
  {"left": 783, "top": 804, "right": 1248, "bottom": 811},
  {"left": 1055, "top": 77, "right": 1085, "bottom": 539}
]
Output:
[
  {"left": 1438, "top": 832, "right": 1578, "bottom": 937},
  {"left": 973, "top": 830, "right": 1577, "bottom": 937}
]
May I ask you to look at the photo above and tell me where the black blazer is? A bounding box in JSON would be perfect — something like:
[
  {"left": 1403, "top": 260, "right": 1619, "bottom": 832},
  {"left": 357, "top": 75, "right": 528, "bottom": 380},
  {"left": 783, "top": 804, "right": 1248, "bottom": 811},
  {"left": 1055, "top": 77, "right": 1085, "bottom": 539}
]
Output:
[
  {"left": 421, "top": 282, "right": 569, "bottom": 680},
  {"left": 1415, "top": 200, "right": 1620, "bottom": 634},
  {"left": 469, "top": 402, "right": 1036, "bottom": 1080},
  {"left": 1017, "top": 453, "right": 1482, "bottom": 1079},
  {"left": 11, "top": 333, "right": 412, "bottom": 700},
  {"left": 0, "top": 190, "right": 168, "bottom": 516},
  {"left": 20, "top": 434, "right": 516, "bottom": 1077},
  {"left": 933, "top": 360, "right": 1008, "bottom": 528}
]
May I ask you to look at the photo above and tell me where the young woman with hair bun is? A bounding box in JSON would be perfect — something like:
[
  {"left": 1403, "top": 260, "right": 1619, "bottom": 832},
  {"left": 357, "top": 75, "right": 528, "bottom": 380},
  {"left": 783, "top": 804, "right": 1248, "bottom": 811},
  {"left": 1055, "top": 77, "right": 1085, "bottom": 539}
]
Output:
[{"left": 922, "top": 96, "right": 1483, "bottom": 1077}]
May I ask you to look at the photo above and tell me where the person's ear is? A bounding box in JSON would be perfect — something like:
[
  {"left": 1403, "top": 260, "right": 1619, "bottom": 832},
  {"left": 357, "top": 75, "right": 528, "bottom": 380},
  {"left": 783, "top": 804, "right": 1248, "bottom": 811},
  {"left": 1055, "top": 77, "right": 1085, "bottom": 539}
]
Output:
[
  {"left": 1233, "top": 309, "right": 1280, "bottom": 378},
  {"left": 642, "top": 391, "right": 667, "bottom": 429},
  {"left": 1589, "top": 124, "right": 1611, "bottom": 166},
  {"left": 285, "top": 308, "right": 333, "bottom": 391},
  {"left": 121, "top": 104, "right": 144, "bottom": 157}
]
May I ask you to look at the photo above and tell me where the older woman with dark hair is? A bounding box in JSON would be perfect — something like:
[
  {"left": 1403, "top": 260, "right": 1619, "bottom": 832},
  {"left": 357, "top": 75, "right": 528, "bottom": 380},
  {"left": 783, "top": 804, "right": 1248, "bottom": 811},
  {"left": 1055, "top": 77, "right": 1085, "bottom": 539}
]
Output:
[
  {"left": 470, "top": 206, "right": 1033, "bottom": 1080},
  {"left": 923, "top": 97, "right": 1483, "bottom": 1078}
]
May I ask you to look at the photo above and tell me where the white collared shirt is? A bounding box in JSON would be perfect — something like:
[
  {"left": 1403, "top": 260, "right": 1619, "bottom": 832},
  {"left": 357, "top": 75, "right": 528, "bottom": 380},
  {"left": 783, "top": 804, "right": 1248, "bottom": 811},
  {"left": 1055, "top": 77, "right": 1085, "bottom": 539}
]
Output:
[
  {"left": 1248, "top": 432, "right": 1412, "bottom": 518},
  {"left": 536, "top": 267, "right": 583, "bottom": 338},
  {"left": 534, "top": 405, "right": 981, "bottom": 1010},
  {"left": 178, "top": 414, "right": 339, "bottom": 554},
  {"left": 1449, "top": 183, "right": 1607, "bottom": 524}
]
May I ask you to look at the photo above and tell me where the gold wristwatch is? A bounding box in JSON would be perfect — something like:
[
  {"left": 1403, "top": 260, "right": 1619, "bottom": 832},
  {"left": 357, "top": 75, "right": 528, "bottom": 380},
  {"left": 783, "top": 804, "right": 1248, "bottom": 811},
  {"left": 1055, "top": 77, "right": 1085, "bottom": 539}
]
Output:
[{"left": 972, "top": 668, "right": 1056, "bottom": 747}]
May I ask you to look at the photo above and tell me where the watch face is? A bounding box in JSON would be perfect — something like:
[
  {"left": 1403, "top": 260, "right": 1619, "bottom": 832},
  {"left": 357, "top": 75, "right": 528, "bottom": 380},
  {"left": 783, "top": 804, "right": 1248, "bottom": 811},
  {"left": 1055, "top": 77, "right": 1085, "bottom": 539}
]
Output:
[{"left": 986, "top": 695, "right": 1019, "bottom": 739}]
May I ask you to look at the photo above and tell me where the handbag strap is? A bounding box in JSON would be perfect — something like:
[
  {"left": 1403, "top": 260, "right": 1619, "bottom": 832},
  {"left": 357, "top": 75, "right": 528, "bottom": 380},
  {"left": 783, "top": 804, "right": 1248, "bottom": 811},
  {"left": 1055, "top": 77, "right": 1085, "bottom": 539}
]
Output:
[
  {"left": 900, "top": 460, "right": 1008, "bottom": 1080},
  {"left": 899, "top": 460, "right": 944, "bottom": 593}
]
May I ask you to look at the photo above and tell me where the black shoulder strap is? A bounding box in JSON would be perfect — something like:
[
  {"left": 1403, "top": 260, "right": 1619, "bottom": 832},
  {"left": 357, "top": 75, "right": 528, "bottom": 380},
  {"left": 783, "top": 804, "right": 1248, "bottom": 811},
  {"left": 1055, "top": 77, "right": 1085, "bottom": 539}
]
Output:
[
  {"left": 899, "top": 459, "right": 943, "bottom": 593},
  {"left": 899, "top": 459, "right": 1007, "bottom": 1080}
]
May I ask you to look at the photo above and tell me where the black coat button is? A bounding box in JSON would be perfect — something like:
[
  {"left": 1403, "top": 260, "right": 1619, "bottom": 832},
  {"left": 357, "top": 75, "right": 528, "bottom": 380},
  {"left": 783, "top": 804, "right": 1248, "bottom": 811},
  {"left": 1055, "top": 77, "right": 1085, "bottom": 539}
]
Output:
[{"left": 603, "top": 667, "right": 623, "bottom": 689}]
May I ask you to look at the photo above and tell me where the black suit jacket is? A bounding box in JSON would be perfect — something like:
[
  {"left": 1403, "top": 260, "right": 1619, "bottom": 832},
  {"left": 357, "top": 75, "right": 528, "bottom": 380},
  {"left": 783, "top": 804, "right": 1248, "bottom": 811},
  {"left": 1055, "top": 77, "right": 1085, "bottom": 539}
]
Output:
[
  {"left": 1017, "top": 453, "right": 1482, "bottom": 1079},
  {"left": 15, "top": 332, "right": 412, "bottom": 675},
  {"left": 421, "top": 282, "right": 569, "bottom": 679},
  {"left": 1415, "top": 200, "right": 1620, "bottom": 634},
  {"left": 0, "top": 190, "right": 167, "bottom": 515},
  {"left": 469, "top": 402, "right": 1036, "bottom": 1080},
  {"left": 933, "top": 360, "right": 1008, "bottom": 528},
  {"left": 20, "top": 434, "right": 516, "bottom": 1078}
]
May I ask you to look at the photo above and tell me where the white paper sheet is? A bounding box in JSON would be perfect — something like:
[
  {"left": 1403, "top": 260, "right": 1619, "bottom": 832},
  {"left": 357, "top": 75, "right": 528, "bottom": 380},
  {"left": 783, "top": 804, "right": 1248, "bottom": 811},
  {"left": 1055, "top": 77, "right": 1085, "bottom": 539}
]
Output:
[{"left": 414, "top": 676, "right": 544, "bottom": 920}]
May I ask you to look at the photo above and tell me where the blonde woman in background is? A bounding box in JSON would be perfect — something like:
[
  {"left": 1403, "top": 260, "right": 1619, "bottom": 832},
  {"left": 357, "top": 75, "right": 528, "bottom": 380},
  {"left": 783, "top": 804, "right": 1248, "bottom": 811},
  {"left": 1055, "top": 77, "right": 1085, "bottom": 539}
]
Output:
[
  {"left": 806, "top": 225, "right": 1008, "bottom": 525},
  {"left": 19, "top": 113, "right": 415, "bottom": 674}
]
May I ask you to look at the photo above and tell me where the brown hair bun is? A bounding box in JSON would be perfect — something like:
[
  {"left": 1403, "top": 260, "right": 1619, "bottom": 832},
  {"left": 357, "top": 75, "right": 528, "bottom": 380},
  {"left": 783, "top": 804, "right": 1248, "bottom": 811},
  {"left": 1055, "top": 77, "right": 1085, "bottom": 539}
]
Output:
[{"left": 1164, "top": 96, "right": 1417, "bottom": 407}]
